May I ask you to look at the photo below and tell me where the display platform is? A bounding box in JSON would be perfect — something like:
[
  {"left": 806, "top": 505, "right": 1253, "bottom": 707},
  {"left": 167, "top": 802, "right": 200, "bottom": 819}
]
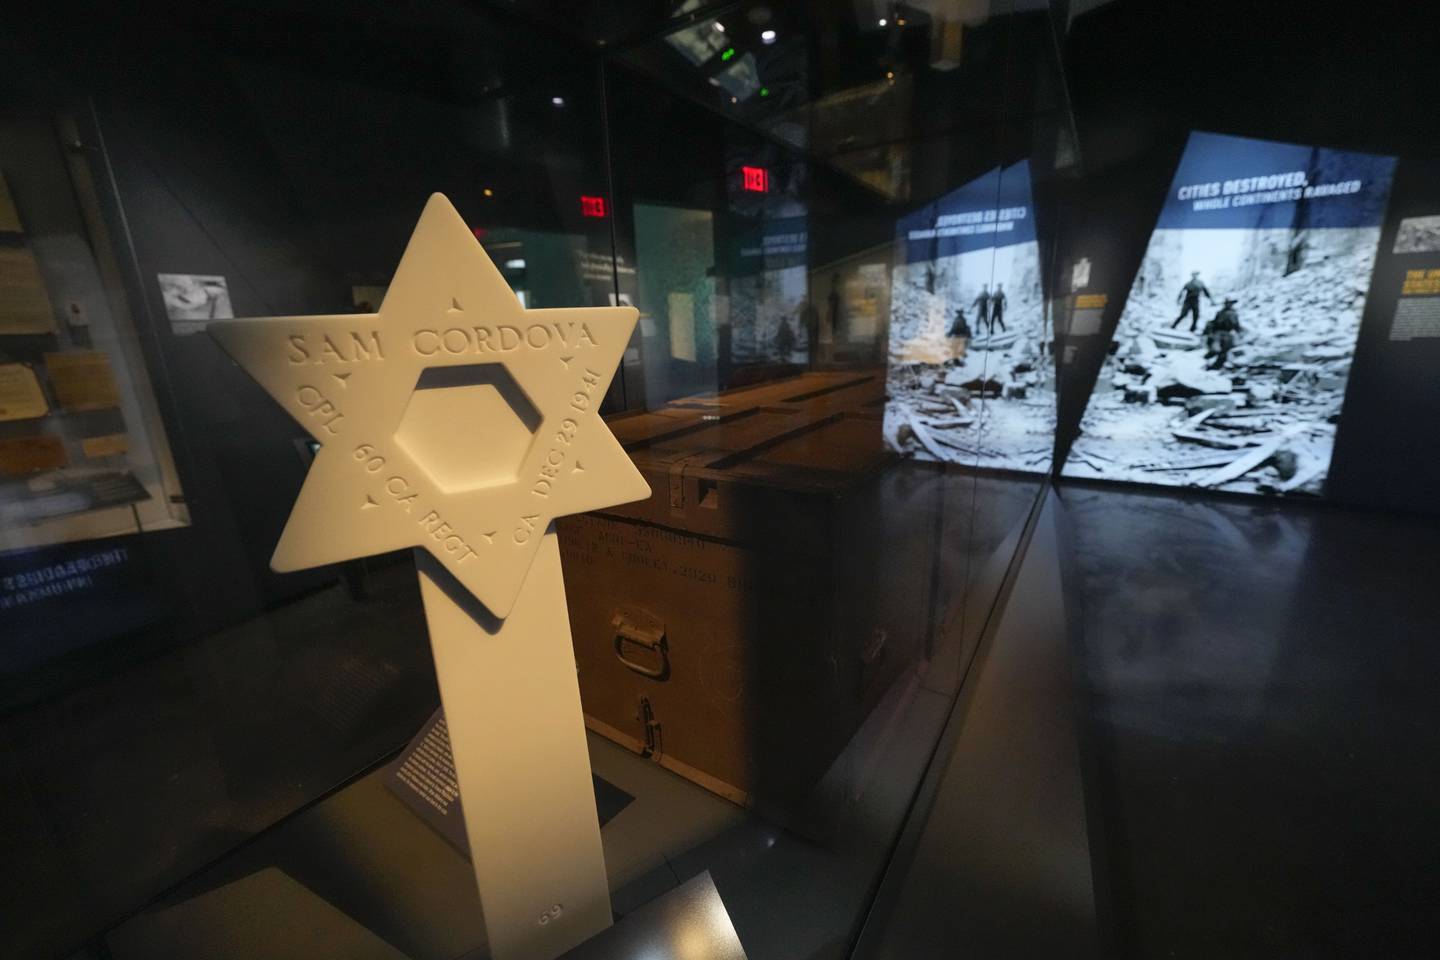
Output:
[
  {"left": 102, "top": 733, "right": 741, "bottom": 960},
  {"left": 560, "top": 873, "right": 747, "bottom": 960},
  {"left": 99, "top": 587, "right": 983, "bottom": 960}
]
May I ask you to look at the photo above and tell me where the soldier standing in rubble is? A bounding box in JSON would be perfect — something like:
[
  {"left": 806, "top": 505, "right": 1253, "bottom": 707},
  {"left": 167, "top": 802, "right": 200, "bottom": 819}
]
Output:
[
  {"left": 1172, "top": 270, "right": 1214, "bottom": 331},
  {"left": 948, "top": 305, "right": 971, "bottom": 339},
  {"left": 989, "top": 284, "right": 1007, "bottom": 333},
  {"left": 827, "top": 275, "right": 844, "bottom": 341},
  {"left": 1203, "top": 298, "right": 1242, "bottom": 369},
  {"left": 774, "top": 316, "right": 797, "bottom": 357},
  {"left": 972, "top": 285, "right": 991, "bottom": 332}
]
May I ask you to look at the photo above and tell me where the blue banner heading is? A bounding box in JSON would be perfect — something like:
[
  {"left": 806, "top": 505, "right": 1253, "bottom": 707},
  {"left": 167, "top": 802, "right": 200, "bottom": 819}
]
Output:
[
  {"left": 899, "top": 160, "right": 1036, "bottom": 262},
  {"left": 1156, "top": 131, "right": 1395, "bottom": 230}
]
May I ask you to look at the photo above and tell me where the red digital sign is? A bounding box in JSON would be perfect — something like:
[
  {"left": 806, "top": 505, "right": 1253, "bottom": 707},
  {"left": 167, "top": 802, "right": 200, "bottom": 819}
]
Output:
[
  {"left": 580, "top": 195, "right": 607, "bottom": 218},
  {"left": 741, "top": 165, "right": 769, "bottom": 193}
]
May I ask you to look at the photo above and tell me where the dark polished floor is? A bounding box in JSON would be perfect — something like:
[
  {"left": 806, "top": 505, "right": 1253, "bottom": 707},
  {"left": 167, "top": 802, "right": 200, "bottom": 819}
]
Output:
[{"left": 1056, "top": 483, "right": 1440, "bottom": 959}]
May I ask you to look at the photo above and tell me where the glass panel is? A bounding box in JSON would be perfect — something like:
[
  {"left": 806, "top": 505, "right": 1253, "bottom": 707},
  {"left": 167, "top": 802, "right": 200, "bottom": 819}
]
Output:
[
  {"left": 2, "top": 2, "right": 1065, "bottom": 958},
  {"left": 576, "top": 3, "right": 1059, "bottom": 957}
]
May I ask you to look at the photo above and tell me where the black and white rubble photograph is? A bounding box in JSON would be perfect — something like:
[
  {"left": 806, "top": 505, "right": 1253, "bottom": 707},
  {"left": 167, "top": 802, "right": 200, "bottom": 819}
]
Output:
[
  {"left": 1393, "top": 214, "right": 1440, "bottom": 254},
  {"left": 156, "top": 272, "right": 233, "bottom": 336},
  {"left": 883, "top": 162, "right": 1056, "bottom": 473},
  {"left": 1063, "top": 132, "right": 1397, "bottom": 497}
]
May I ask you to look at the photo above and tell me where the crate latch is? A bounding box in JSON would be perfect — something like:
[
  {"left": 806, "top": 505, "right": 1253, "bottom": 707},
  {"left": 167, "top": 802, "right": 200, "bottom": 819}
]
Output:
[
  {"left": 638, "top": 695, "right": 663, "bottom": 759},
  {"left": 613, "top": 608, "right": 669, "bottom": 680},
  {"left": 666, "top": 453, "right": 710, "bottom": 515}
]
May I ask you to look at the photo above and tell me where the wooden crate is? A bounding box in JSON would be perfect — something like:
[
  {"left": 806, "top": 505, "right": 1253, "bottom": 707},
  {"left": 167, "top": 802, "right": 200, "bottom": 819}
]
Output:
[{"left": 558, "top": 372, "right": 940, "bottom": 811}]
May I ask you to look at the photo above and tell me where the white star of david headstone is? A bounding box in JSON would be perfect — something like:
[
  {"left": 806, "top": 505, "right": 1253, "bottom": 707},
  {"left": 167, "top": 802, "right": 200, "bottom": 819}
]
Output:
[
  {"left": 209, "top": 192, "right": 649, "bottom": 619},
  {"left": 209, "top": 193, "right": 650, "bottom": 960}
]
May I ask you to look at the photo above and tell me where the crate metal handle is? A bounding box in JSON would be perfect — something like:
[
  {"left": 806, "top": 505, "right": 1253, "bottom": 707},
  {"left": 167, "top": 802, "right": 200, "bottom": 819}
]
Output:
[{"left": 612, "top": 611, "right": 669, "bottom": 680}]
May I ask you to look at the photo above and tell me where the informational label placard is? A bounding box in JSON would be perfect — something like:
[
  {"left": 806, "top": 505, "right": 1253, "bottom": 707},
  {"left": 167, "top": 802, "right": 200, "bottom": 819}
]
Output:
[
  {"left": 0, "top": 544, "right": 130, "bottom": 611},
  {"left": 384, "top": 708, "right": 634, "bottom": 858},
  {"left": 81, "top": 433, "right": 129, "bottom": 458},
  {"left": 1390, "top": 269, "right": 1440, "bottom": 340},
  {"left": 0, "top": 246, "right": 55, "bottom": 334},
  {"left": 45, "top": 351, "right": 121, "bottom": 411},
  {"left": 0, "top": 539, "right": 170, "bottom": 674},
  {"left": 1390, "top": 298, "right": 1440, "bottom": 340},
  {"left": 0, "top": 364, "right": 49, "bottom": 421},
  {"left": 1069, "top": 293, "right": 1108, "bottom": 336},
  {"left": 0, "top": 435, "right": 67, "bottom": 476}
]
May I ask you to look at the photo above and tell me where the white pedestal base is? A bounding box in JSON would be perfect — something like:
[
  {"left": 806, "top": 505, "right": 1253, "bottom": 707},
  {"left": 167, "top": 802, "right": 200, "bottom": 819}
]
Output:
[{"left": 418, "top": 528, "right": 612, "bottom": 960}]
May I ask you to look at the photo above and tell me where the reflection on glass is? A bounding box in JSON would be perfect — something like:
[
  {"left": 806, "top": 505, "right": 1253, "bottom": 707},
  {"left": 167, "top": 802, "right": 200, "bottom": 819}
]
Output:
[
  {"left": 0, "top": 121, "right": 188, "bottom": 555},
  {"left": 633, "top": 203, "right": 718, "bottom": 401},
  {"left": 806, "top": 77, "right": 913, "bottom": 200},
  {"left": 885, "top": 160, "right": 1056, "bottom": 472},
  {"left": 0, "top": 0, "right": 1074, "bottom": 953},
  {"left": 629, "top": 153, "right": 819, "bottom": 404},
  {"left": 663, "top": 6, "right": 730, "bottom": 67},
  {"left": 1063, "top": 131, "right": 1396, "bottom": 496}
]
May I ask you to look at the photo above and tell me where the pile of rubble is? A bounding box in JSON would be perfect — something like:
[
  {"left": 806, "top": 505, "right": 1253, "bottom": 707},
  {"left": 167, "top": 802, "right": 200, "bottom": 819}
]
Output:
[
  {"left": 1394, "top": 215, "right": 1440, "bottom": 254},
  {"left": 1068, "top": 228, "right": 1380, "bottom": 495},
  {"left": 884, "top": 247, "right": 1055, "bottom": 471},
  {"left": 885, "top": 354, "right": 1055, "bottom": 471}
]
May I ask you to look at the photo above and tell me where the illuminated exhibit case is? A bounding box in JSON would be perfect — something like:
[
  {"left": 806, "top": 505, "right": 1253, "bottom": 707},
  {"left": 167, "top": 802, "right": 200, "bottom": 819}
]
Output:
[
  {"left": 0, "top": 126, "right": 188, "bottom": 555},
  {"left": 884, "top": 161, "right": 1056, "bottom": 473},
  {"left": 1061, "top": 131, "right": 1396, "bottom": 496}
]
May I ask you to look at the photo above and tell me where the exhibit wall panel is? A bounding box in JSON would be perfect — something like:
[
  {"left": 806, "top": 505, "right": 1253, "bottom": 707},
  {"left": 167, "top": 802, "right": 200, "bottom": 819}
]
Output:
[{"left": 1059, "top": 130, "right": 1396, "bottom": 499}]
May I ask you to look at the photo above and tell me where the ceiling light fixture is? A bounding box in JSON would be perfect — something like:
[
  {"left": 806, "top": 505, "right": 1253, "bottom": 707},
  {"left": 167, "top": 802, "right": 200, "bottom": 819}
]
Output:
[{"left": 761, "top": 29, "right": 776, "bottom": 44}]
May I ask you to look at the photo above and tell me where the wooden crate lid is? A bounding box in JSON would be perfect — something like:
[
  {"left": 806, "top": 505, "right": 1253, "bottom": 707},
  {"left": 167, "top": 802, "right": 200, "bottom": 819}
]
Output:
[
  {"left": 610, "top": 371, "right": 889, "bottom": 490},
  {"left": 596, "top": 372, "right": 893, "bottom": 548},
  {"left": 664, "top": 370, "right": 883, "bottom": 412}
]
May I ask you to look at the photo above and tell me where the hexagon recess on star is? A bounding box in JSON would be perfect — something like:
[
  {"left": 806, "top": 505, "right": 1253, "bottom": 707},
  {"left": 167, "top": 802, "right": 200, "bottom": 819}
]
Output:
[{"left": 394, "top": 363, "right": 542, "bottom": 492}]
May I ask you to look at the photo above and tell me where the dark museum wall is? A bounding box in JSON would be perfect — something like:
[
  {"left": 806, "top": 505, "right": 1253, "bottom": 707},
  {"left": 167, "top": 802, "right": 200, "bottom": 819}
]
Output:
[{"left": 1326, "top": 155, "right": 1440, "bottom": 513}]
